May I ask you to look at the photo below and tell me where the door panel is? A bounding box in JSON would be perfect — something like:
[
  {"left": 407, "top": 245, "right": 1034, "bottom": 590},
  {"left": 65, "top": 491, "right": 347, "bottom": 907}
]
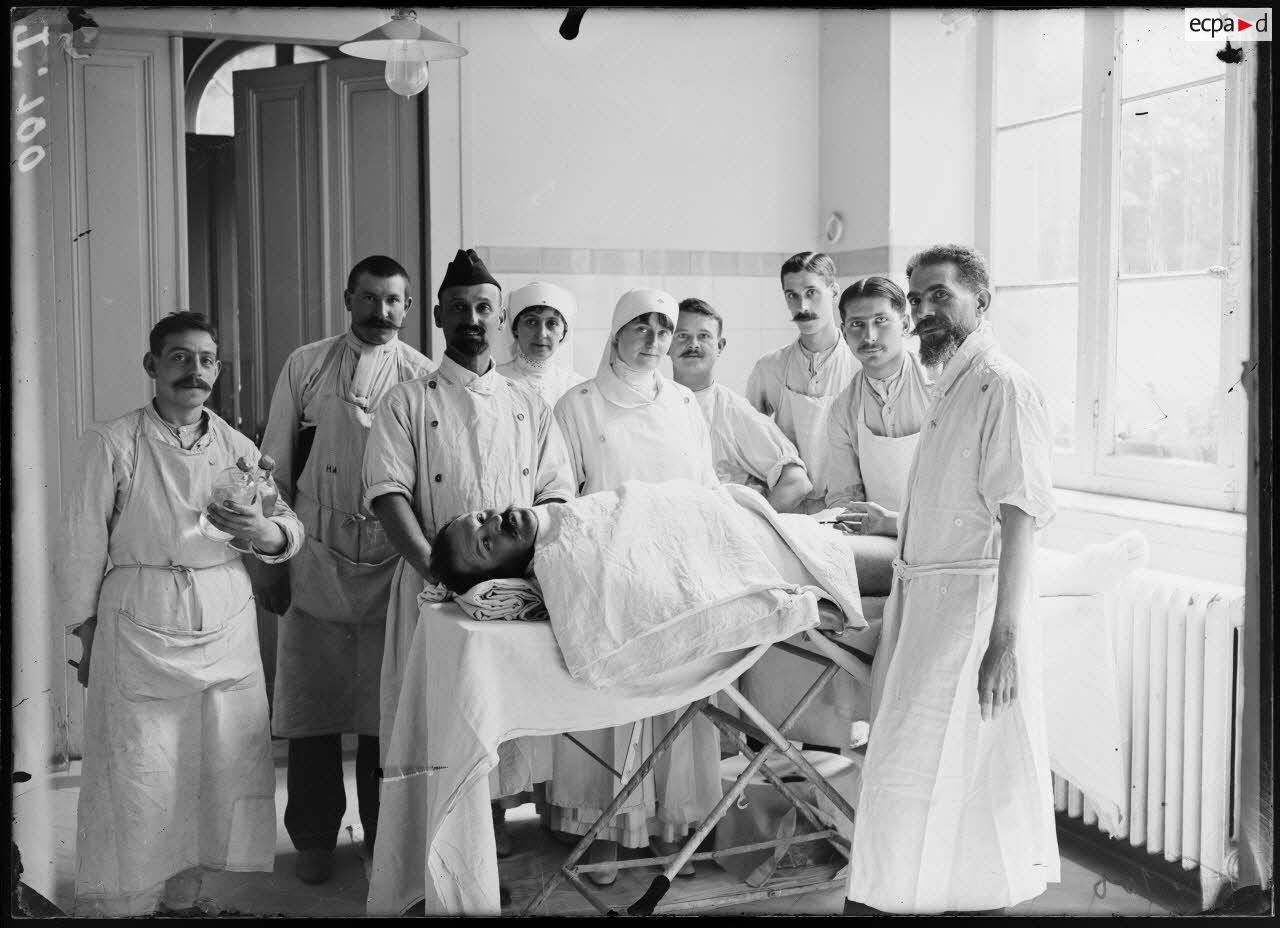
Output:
[
  {"left": 235, "top": 58, "right": 425, "bottom": 442},
  {"left": 325, "top": 57, "right": 425, "bottom": 350}
]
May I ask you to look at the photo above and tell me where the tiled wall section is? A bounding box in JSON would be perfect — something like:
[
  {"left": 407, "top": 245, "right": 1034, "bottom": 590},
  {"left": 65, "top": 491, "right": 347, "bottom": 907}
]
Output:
[{"left": 477, "top": 247, "right": 893, "bottom": 396}]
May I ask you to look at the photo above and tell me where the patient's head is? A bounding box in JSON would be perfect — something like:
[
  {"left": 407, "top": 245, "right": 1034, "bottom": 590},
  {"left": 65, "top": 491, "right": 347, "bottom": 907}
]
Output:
[{"left": 429, "top": 505, "right": 539, "bottom": 593}]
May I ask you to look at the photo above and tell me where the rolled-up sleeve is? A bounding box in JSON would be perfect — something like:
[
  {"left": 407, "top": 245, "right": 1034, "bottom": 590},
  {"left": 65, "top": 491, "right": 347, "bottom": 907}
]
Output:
[
  {"left": 825, "top": 381, "right": 866, "bottom": 509},
  {"left": 979, "top": 371, "right": 1056, "bottom": 529},
  {"left": 731, "top": 399, "right": 805, "bottom": 490},
  {"left": 362, "top": 384, "right": 419, "bottom": 512},
  {"left": 534, "top": 400, "right": 575, "bottom": 504},
  {"left": 53, "top": 429, "right": 118, "bottom": 631}
]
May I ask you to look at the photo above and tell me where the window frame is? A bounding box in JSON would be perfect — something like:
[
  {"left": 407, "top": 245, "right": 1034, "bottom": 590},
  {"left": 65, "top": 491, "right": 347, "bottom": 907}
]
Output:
[{"left": 978, "top": 8, "right": 1254, "bottom": 513}]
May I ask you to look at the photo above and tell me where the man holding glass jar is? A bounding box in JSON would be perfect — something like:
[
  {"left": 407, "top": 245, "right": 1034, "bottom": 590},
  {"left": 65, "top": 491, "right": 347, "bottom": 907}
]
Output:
[{"left": 54, "top": 311, "right": 305, "bottom": 916}]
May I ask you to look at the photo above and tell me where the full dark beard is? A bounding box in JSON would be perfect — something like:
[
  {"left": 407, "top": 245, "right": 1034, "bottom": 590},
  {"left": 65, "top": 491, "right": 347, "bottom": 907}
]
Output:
[{"left": 916, "top": 319, "right": 966, "bottom": 368}]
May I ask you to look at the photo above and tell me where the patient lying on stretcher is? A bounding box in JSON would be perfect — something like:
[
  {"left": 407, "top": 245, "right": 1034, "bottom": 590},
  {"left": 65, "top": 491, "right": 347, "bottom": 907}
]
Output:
[{"left": 429, "top": 479, "right": 897, "bottom": 686}]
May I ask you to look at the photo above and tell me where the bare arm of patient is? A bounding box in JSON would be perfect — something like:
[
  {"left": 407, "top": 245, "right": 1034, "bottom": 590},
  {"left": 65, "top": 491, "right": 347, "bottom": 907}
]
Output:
[{"left": 370, "top": 493, "right": 434, "bottom": 581}]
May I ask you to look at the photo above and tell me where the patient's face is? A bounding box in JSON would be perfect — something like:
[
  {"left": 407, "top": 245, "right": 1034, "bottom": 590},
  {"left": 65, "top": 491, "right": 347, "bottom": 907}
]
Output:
[{"left": 443, "top": 506, "right": 537, "bottom": 581}]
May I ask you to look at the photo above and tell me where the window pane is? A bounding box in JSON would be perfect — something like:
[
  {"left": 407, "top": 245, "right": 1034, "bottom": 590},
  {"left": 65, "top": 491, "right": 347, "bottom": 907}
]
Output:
[
  {"left": 992, "top": 286, "right": 1078, "bottom": 451},
  {"left": 1119, "top": 83, "right": 1225, "bottom": 276},
  {"left": 1122, "top": 8, "right": 1225, "bottom": 99},
  {"left": 195, "top": 45, "right": 278, "bottom": 136},
  {"left": 995, "top": 9, "right": 1084, "bottom": 125},
  {"left": 1112, "top": 277, "right": 1223, "bottom": 463},
  {"left": 992, "top": 116, "right": 1081, "bottom": 283}
]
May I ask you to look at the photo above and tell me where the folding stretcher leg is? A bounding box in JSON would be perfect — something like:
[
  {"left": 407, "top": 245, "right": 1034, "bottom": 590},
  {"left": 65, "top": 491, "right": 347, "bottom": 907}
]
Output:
[
  {"left": 623, "top": 658, "right": 857, "bottom": 916},
  {"left": 521, "top": 701, "right": 707, "bottom": 916}
]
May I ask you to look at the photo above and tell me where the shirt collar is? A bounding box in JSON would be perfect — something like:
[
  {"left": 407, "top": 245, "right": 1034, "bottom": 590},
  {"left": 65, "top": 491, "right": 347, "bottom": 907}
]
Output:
[
  {"left": 145, "top": 401, "right": 212, "bottom": 448},
  {"left": 933, "top": 320, "right": 997, "bottom": 398},
  {"left": 436, "top": 353, "right": 500, "bottom": 395},
  {"left": 344, "top": 329, "right": 396, "bottom": 355}
]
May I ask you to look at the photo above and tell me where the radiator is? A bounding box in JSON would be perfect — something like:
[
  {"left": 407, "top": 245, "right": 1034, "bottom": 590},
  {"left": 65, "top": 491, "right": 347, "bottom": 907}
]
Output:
[{"left": 1051, "top": 569, "right": 1247, "bottom": 911}]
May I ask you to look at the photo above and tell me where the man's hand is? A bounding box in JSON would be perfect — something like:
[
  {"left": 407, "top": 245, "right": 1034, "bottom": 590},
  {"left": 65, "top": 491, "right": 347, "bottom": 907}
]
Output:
[
  {"left": 205, "top": 499, "right": 286, "bottom": 555},
  {"left": 834, "top": 501, "right": 896, "bottom": 537},
  {"left": 71, "top": 618, "right": 97, "bottom": 688},
  {"left": 977, "top": 634, "right": 1017, "bottom": 721}
]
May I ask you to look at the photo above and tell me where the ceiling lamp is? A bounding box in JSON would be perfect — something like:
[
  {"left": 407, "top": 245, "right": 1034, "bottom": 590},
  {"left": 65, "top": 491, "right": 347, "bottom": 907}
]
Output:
[{"left": 339, "top": 8, "right": 468, "bottom": 98}]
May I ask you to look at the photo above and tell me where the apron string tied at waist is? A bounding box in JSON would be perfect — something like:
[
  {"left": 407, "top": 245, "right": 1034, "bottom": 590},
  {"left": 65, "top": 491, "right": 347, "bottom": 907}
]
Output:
[{"left": 892, "top": 556, "right": 999, "bottom": 581}]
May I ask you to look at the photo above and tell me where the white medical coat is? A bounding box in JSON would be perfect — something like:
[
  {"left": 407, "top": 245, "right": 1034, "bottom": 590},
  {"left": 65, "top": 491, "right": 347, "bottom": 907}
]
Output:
[
  {"left": 746, "top": 338, "right": 858, "bottom": 510},
  {"left": 847, "top": 323, "right": 1060, "bottom": 913},
  {"left": 55, "top": 404, "right": 304, "bottom": 916},
  {"left": 825, "top": 351, "right": 933, "bottom": 510},
  {"left": 260, "top": 332, "right": 431, "bottom": 738},
  {"left": 548, "top": 368, "right": 721, "bottom": 846},
  {"left": 496, "top": 354, "right": 587, "bottom": 409},
  {"left": 361, "top": 355, "right": 575, "bottom": 770},
  {"left": 693, "top": 381, "right": 806, "bottom": 490}
]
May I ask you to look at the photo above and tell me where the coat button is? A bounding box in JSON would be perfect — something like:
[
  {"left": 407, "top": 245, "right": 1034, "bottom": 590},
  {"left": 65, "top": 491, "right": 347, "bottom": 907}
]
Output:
[
  {"left": 431, "top": 420, "right": 439, "bottom": 428},
  {"left": 940, "top": 586, "right": 948, "bottom": 595},
  {"left": 953, "top": 518, "right": 962, "bottom": 526},
  {"left": 599, "top": 435, "right": 606, "bottom": 443},
  {"left": 434, "top": 474, "right": 443, "bottom": 483},
  {"left": 522, "top": 467, "right": 530, "bottom": 476},
  {"left": 517, "top": 412, "right": 525, "bottom": 421},
  {"left": 931, "top": 421, "right": 938, "bottom": 429},
  {"left": 580, "top": 388, "right": 588, "bottom": 394},
  {"left": 961, "top": 448, "right": 970, "bottom": 458},
  {"left": 684, "top": 397, "right": 690, "bottom": 404},
  {"left": 428, "top": 380, "right": 437, "bottom": 389}
]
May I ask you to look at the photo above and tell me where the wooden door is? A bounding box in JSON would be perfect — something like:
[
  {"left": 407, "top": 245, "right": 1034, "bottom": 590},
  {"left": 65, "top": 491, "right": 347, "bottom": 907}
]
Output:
[{"left": 234, "top": 58, "right": 426, "bottom": 443}]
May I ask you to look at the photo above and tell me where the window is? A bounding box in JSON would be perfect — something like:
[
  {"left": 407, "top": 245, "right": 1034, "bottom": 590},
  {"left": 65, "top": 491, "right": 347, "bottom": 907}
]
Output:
[
  {"left": 192, "top": 44, "right": 334, "bottom": 136},
  {"left": 981, "top": 9, "right": 1255, "bottom": 512}
]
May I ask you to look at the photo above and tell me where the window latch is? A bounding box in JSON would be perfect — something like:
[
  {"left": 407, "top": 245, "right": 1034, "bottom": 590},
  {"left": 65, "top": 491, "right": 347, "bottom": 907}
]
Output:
[{"left": 1208, "top": 265, "right": 1228, "bottom": 278}]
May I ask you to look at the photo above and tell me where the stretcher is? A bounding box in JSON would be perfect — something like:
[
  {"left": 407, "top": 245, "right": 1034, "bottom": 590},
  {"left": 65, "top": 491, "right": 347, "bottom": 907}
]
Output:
[{"left": 522, "top": 626, "right": 874, "bottom": 917}]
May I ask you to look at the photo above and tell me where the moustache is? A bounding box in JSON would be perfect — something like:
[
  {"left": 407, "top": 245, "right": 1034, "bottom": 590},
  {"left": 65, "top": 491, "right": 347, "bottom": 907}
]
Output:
[
  {"left": 175, "top": 378, "right": 211, "bottom": 391},
  {"left": 680, "top": 350, "right": 704, "bottom": 358},
  {"left": 458, "top": 327, "right": 485, "bottom": 338},
  {"left": 792, "top": 313, "right": 819, "bottom": 323},
  {"left": 367, "top": 319, "right": 403, "bottom": 330}
]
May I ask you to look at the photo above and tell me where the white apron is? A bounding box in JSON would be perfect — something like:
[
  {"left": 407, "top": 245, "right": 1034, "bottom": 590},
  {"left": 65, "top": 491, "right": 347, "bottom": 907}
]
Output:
[
  {"left": 855, "top": 412, "right": 919, "bottom": 514},
  {"left": 274, "top": 340, "right": 400, "bottom": 738},
  {"left": 74, "top": 417, "right": 276, "bottom": 916},
  {"left": 776, "top": 384, "right": 837, "bottom": 515}
]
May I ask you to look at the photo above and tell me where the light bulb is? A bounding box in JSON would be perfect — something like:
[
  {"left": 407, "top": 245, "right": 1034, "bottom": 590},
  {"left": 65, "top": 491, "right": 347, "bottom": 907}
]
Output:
[{"left": 385, "top": 40, "right": 430, "bottom": 97}]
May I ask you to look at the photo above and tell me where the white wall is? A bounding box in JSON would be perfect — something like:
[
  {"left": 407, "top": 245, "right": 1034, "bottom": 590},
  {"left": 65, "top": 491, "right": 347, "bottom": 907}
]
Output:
[{"left": 464, "top": 9, "right": 819, "bottom": 252}]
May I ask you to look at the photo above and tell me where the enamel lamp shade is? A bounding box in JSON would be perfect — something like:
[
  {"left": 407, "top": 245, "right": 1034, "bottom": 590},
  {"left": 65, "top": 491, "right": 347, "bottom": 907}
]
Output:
[{"left": 339, "top": 9, "right": 468, "bottom": 97}]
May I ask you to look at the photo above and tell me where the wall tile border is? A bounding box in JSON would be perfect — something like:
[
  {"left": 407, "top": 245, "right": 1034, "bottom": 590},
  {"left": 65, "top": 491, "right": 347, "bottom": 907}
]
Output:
[{"left": 477, "top": 245, "right": 928, "bottom": 280}]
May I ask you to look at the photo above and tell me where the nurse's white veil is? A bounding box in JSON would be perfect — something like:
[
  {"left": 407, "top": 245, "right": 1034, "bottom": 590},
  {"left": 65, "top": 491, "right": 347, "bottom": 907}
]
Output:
[{"left": 596, "top": 288, "right": 678, "bottom": 379}]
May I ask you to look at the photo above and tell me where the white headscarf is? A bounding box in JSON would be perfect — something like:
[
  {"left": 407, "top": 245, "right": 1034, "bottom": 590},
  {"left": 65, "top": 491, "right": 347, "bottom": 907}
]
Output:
[{"left": 596, "top": 288, "right": 678, "bottom": 405}]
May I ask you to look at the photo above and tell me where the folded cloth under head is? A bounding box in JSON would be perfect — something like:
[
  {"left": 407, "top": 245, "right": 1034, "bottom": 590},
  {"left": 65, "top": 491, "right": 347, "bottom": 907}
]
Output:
[{"left": 454, "top": 578, "right": 549, "bottom": 622}]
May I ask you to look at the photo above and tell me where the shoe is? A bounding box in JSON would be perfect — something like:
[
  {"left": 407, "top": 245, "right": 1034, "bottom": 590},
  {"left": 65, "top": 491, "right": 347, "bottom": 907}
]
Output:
[
  {"left": 586, "top": 840, "right": 619, "bottom": 886},
  {"left": 494, "top": 817, "right": 513, "bottom": 859},
  {"left": 295, "top": 848, "right": 334, "bottom": 885},
  {"left": 842, "top": 898, "right": 884, "bottom": 915},
  {"left": 652, "top": 839, "right": 696, "bottom": 878}
]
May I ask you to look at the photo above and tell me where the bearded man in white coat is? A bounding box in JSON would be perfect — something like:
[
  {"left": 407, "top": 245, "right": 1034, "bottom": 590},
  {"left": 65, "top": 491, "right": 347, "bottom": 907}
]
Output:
[
  {"left": 496, "top": 281, "right": 587, "bottom": 407},
  {"left": 56, "top": 312, "right": 305, "bottom": 916},
  {"left": 548, "top": 288, "right": 722, "bottom": 884},
  {"left": 257, "top": 255, "right": 431, "bottom": 884},
  {"left": 844, "top": 244, "right": 1060, "bottom": 915},
  {"left": 362, "top": 248, "right": 575, "bottom": 871},
  {"left": 746, "top": 251, "right": 859, "bottom": 514}
]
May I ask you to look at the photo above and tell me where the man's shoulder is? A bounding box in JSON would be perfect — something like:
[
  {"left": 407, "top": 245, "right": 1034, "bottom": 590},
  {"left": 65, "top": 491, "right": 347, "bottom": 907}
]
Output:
[
  {"left": 393, "top": 340, "right": 432, "bottom": 371},
  {"left": 974, "top": 348, "right": 1042, "bottom": 394},
  {"left": 85, "top": 408, "right": 146, "bottom": 448},
  {"left": 286, "top": 334, "right": 343, "bottom": 367},
  {"left": 750, "top": 341, "right": 795, "bottom": 374}
]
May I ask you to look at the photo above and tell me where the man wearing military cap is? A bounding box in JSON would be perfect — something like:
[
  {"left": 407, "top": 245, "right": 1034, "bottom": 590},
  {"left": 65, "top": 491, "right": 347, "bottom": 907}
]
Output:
[{"left": 362, "top": 248, "right": 575, "bottom": 861}]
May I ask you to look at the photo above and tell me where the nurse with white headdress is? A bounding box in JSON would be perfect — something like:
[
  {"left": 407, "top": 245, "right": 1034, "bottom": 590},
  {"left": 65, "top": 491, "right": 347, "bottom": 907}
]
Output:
[
  {"left": 549, "top": 288, "right": 721, "bottom": 885},
  {"left": 496, "top": 281, "right": 587, "bottom": 407}
]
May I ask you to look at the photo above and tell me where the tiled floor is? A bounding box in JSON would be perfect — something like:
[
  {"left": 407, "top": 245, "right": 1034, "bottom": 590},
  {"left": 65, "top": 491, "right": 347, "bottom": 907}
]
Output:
[{"left": 35, "top": 745, "right": 1193, "bottom": 917}]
